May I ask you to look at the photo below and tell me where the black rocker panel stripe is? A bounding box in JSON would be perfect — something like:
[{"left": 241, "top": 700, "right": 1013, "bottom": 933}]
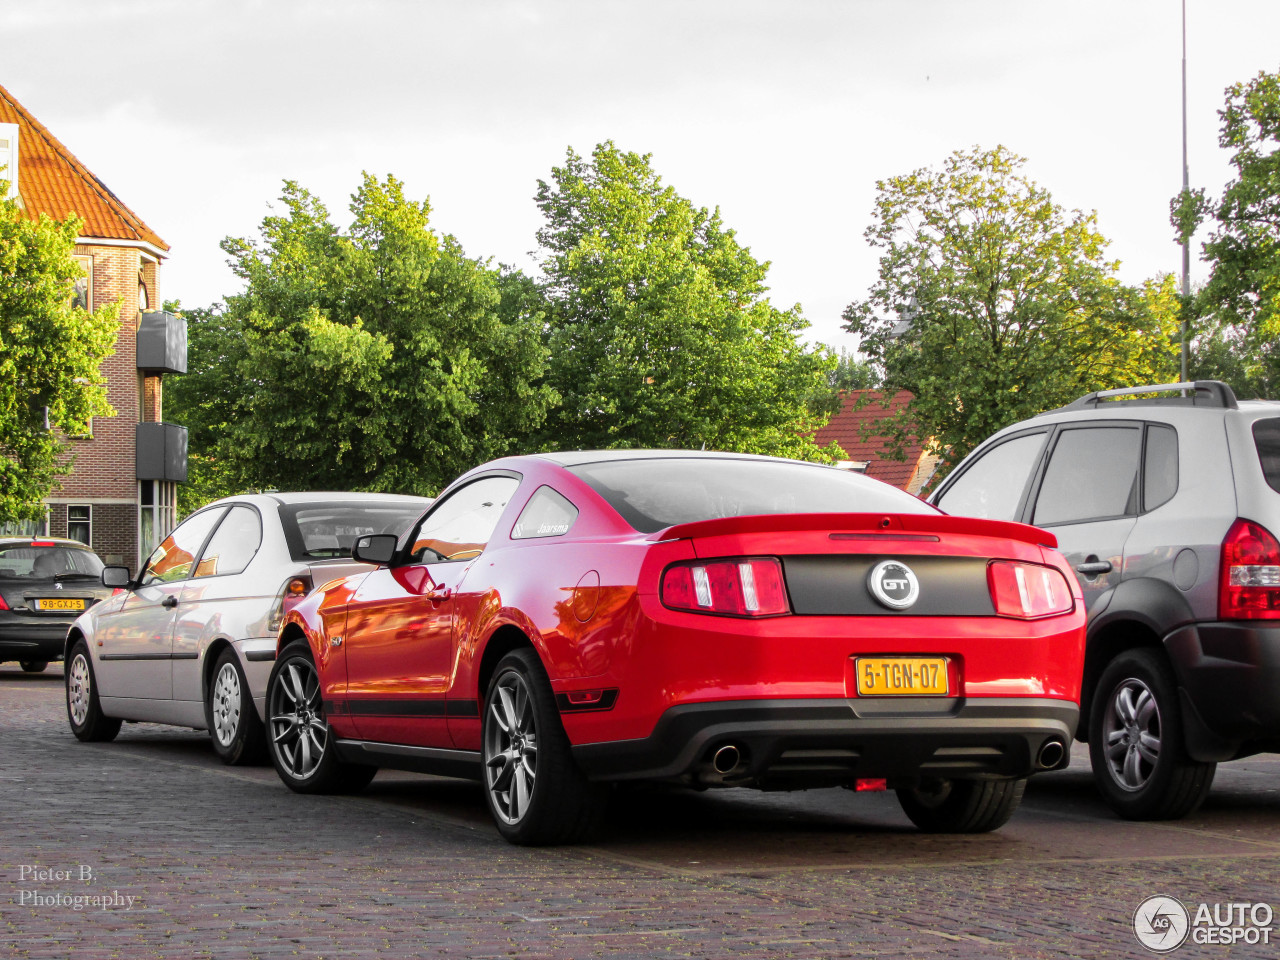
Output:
[{"left": 332, "top": 699, "right": 480, "bottom": 718}]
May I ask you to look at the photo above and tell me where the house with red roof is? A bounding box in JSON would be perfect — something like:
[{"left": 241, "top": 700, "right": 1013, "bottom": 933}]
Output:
[
  {"left": 1, "top": 84, "right": 186, "bottom": 568},
  {"left": 813, "top": 389, "right": 939, "bottom": 495}
]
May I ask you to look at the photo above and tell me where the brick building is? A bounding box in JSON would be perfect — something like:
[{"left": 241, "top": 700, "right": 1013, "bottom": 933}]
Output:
[
  {"left": 813, "top": 389, "right": 940, "bottom": 495},
  {"left": 1, "top": 84, "right": 186, "bottom": 568}
]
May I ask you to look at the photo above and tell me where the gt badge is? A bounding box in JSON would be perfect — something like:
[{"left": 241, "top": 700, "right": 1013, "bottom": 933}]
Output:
[{"left": 868, "top": 560, "right": 919, "bottom": 610}]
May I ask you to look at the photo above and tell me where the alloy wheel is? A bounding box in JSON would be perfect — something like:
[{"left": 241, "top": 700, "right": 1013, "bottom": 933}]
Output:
[
  {"left": 484, "top": 670, "right": 539, "bottom": 824},
  {"left": 211, "top": 661, "right": 242, "bottom": 747},
  {"left": 67, "top": 654, "right": 90, "bottom": 727},
  {"left": 1102, "top": 677, "right": 1162, "bottom": 791},
  {"left": 269, "top": 658, "right": 327, "bottom": 779}
]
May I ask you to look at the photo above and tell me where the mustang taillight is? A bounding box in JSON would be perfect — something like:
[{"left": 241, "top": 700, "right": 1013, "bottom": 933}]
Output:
[
  {"left": 1219, "top": 518, "right": 1280, "bottom": 620},
  {"left": 987, "top": 561, "right": 1074, "bottom": 619},
  {"left": 661, "top": 557, "right": 790, "bottom": 617}
]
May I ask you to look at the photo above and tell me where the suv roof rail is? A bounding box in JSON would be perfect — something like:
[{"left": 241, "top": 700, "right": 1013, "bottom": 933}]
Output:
[{"left": 1054, "top": 380, "right": 1239, "bottom": 413}]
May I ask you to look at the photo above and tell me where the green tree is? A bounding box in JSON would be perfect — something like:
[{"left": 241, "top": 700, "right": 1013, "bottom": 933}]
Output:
[
  {"left": 1174, "top": 68, "right": 1280, "bottom": 398},
  {"left": 844, "top": 145, "right": 1180, "bottom": 477},
  {"left": 0, "top": 195, "right": 118, "bottom": 522},
  {"left": 535, "top": 142, "right": 841, "bottom": 460},
  {"left": 211, "top": 175, "right": 555, "bottom": 496},
  {"left": 829, "top": 348, "right": 881, "bottom": 392},
  {"left": 160, "top": 302, "right": 248, "bottom": 511}
]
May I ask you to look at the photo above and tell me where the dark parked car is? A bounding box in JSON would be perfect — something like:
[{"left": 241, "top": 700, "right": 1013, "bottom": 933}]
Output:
[
  {"left": 0, "top": 538, "right": 114, "bottom": 673},
  {"left": 931, "top": 380, "right": 1280, "bottom": 820}
]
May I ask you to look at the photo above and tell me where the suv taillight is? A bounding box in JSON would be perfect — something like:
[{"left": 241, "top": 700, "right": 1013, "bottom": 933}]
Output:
[
  {"left": 1219, "top": 518, "right": 1280, "bottom": 619},
  {"left": 987, "top": 561, "right": 1074, "bottom": 619},
  {"left": 661, "top": 557, "right": 790, "bottom": 617}
]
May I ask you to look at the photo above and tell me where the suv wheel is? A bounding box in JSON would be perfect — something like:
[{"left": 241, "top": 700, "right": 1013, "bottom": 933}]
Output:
[
  {"left": 896, "top": 777, "right": 1026, "bottom": 833},
  {"left": 1089, "top": 648, "right": 1216, "bottom": 820}
]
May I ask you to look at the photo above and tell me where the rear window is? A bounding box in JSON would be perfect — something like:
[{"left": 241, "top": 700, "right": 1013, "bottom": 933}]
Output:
[
  {"left": 568, "top": 457, "right": 936, "bottom": 534},
  {"left": 0, "top": 544, "right": 104, "bottom": 580},
  {"left": 1254, "top": 419, "right": 1280, "bottom": 494},
  {"left": 278, "top": 501, "right": 428, "bottom": 561}
]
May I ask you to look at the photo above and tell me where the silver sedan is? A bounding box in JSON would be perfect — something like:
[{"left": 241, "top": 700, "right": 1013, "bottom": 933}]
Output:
[{"left": 64, "top": 492, "right": 431, "bottom": 763}]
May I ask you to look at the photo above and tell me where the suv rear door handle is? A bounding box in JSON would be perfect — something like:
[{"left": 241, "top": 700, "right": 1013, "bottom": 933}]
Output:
[{"left": 1076, "top": 560, "right": 1113, "bottom": 575}]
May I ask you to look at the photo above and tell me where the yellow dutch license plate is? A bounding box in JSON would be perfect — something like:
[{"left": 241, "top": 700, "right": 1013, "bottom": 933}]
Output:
[
  {"left": 38, "top": 598, "right": 85, "bottom": 611},
  {"left": 856, "top": 657, "right": 949, "bottom": 696}
]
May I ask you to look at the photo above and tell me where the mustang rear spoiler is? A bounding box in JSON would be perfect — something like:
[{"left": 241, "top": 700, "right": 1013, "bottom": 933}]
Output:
[{"left": 650, "top": 512, "right": 1058, "bottom": 549}]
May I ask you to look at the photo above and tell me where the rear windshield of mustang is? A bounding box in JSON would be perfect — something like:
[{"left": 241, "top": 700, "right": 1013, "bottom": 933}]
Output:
[
  {"left": 277, "top": 502, "right": 426, "bottom": 561},
  {"left": 568, "top": 458, "right": 936, "bottom": 533}
]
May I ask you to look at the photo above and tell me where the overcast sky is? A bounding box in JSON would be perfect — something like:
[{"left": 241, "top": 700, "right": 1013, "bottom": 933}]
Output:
[{"left": 6, "top": 0, "right": 1279, "bottom": 354}]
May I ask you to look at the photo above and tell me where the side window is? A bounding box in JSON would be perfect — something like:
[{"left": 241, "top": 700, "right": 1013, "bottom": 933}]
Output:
[
  {"left": 1143, "top": 424, "right": 1179, "bottom": 512},
  {"left": 511, "top": 486, "right": 579, "bottom": 540},
  {"left": 936, "top": 432, "right": 1047, "bottom": 521},
  {"left": 409, "top": 476, "right": 520, "bottom": 563},
  {"left": 139, "top": 507, "right": 226, "bottom": 585},
  {"left": 1033, "top": 426, "right": 1141, "bottom": 526},
  {"left": 194, "top": 506, "right": 263, "bottom": 578}
]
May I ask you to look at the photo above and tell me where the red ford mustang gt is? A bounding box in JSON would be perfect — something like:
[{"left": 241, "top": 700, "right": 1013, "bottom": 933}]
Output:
[{"left": 267, "top": 451, "right": 1085, "bottom": 844}]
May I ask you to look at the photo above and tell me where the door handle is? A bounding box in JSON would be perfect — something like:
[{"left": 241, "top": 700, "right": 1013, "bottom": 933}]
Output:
[
  {"left": 424, "top": 586, "right": 452, "bottom": 602},
  {"left": 161, "top": 595, "right": 178, "bottom": 609},
  {"left": 1076, "top": 559, "right": 1113, "bottom": 576}
]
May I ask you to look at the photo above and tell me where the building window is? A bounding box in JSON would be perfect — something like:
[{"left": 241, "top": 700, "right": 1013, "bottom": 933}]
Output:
[
  {"left": 139, "top": 480, "right": 178, "bottom": 569},
  {"left": 72, "top": 256, "right": 93, "bottom": 310},
  {"left": 68, "top": 505, "right": 91, "bottom": 546}
]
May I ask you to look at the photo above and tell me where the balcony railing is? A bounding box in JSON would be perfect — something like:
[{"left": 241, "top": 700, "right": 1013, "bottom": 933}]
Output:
[
  {"left": 137, "top": 310, "right": 188, "bottom": 375},
  {"left": 136, "top": 422, "right": 188, "bottom": 482}
]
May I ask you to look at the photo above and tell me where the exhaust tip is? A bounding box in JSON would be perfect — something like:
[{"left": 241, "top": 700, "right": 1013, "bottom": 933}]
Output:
[
  {"left": 1036, "top": 739, "right": 1066, "bottom": 770},
  {"left": 712, "top": 744, "right": 742, "bottom": 775}
]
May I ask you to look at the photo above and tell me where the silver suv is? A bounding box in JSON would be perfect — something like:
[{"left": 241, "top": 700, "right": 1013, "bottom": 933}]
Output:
[{"left": 931, "top": 381, "right": 1280, "bottom": 820}]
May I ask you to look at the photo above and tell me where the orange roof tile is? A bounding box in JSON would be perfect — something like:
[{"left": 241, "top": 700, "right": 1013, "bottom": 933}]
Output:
[
  {"left": 813, "top": 389, "right": 927, "bottom": 489},
  {"left": 0, "top": 83, "right": 168, "bottom": 252}
]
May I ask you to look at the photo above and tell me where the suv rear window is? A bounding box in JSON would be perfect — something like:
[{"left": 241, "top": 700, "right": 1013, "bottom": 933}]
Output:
[
  {"left": 1253, "top": 419, "right": 1280, "bottom": 494},
  {"left": 568, "top": 457, "right": 935, "bottom": 534},
  {"left": 278, "top": 501, "right": 427, "bottom": 561}
]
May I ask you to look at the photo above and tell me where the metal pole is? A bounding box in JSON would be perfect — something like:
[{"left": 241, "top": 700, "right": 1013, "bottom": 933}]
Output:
[{"left": 1181, "top": 0, "right": 1190, "bottom": 382}]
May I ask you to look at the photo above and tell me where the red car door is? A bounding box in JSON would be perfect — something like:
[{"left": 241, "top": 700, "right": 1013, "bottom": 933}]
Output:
[{"left": 341, "top": 560, "right": 466, "bottom": 747}]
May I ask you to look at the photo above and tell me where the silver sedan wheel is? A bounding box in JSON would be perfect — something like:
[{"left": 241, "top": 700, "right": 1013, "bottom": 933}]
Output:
[
  {"left": 211, "top": 661, "right": 242, "bottom": 747},
  {"left": 484, "top": 670, "right": 538, "bottom": 825},
  {"left": 269, "top": 658, "right": 327, "bottom": 780},
  {"left": 1102, "top": 677, "right": 1162, "bottom": 791},
  {"left": 67, "top": 653, "right": 91, "bottom": 727}
]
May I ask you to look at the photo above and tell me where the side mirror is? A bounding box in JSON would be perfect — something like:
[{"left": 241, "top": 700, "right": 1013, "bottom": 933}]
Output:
[
  {"left": 352, "top": 534, "right": 398, "bottom": 566},
  {"left": 101, "top": 566, "right": 132, "bottom": 589}
]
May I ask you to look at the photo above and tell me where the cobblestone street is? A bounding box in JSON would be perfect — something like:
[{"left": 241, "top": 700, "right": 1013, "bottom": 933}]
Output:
[{"left": 4, "top": 663, "right": 1280, "bottom": 959}]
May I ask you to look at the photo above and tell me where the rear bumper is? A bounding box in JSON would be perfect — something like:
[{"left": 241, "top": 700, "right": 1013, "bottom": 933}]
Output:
[
  {"left": 571, "top": 696, "right": 1078, "bottom": 786},
  {"left": 1167, "top": 621, "right": 1280, "bottom": 755},
  {"left": 0, "top": 620, "right": 71, "bottom": 661}
]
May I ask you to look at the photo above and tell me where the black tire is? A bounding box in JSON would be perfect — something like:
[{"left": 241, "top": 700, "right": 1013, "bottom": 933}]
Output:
[
  {"left": 205, "top": 647, "right": 267, "bottom": 766},
  {"left": 481, "top": 648, "right": 608, "bottom": 845},
  {"left": 1088, "top": 648, "right": 1216, "bottom": 820},
  {"left": 897, "top": 777, "right": 1026, "bottom": 833},
  {"left": 65, "top": 641, "right": 121, "bottom": 743},
  {"left": 266, "top": 641, "right": 376, "bottom": 794},
  {"left": 20, "top": 660, "right": 49, "bottom": 673}
]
